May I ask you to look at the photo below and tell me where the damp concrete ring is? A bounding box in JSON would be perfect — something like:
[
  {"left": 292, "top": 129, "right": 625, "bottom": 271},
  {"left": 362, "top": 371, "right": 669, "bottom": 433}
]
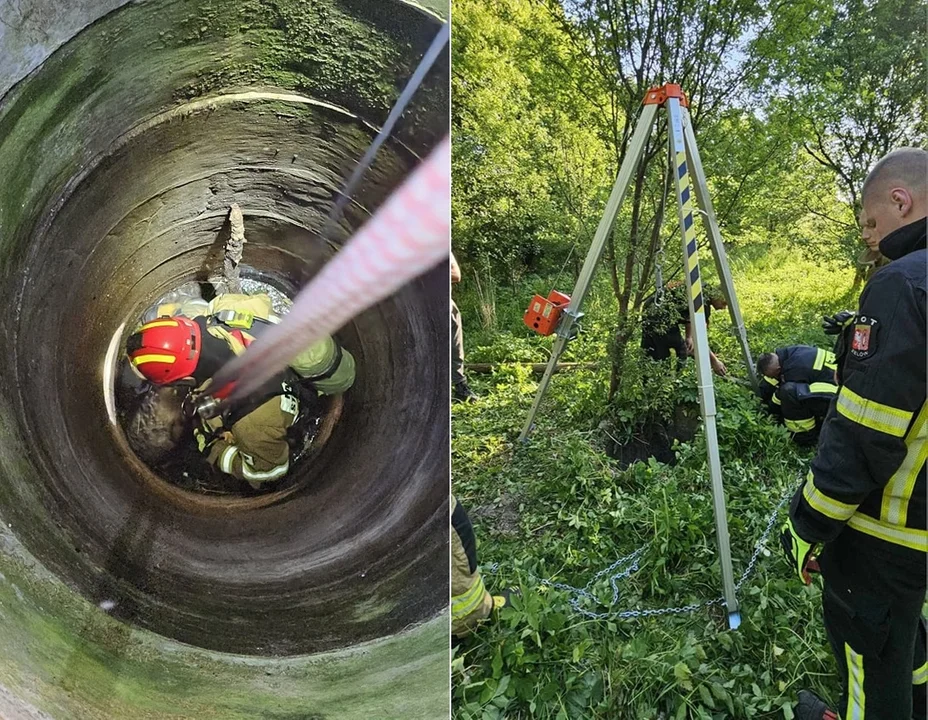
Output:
[{"left": 0, "top": 0, "right": 449, "bottom": 716}]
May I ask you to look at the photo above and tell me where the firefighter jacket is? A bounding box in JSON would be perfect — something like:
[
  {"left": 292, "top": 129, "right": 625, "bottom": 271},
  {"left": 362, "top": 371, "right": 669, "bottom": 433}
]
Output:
[
  {"left": 777, "top": 382, "right": 836, "bottom": 445},
  {"left": 159, "top": 292, "right": 356, "bottom": 395},
  {"left": 790, "top": 217, "right": 928, "bottom": 559},
  {"left": 188, "top": 294, "right": 300, "bottom": 485},
  {"left": 759, "top": 345, "right": 838, "bottom": 439},
  {"left": 451, "top": 495, "right": 493, "bottom": 636},
  {"left": 158, "top": 293, "right": 353, "bottom": 484},
  {"left": 759, "top": 345, "right": 837, "bottom": 411},
  {"left": 205, "top": 388, "right": 299, "bottom": 488}
]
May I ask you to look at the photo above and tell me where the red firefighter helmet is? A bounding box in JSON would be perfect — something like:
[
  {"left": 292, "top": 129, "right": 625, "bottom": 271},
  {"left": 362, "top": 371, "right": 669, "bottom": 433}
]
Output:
[{"left": 126, "top": 316, "right": 201, "bottom": 384}]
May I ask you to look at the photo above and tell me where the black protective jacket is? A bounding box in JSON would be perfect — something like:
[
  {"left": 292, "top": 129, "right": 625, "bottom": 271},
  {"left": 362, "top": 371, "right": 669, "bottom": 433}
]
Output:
[
  {"left": 759, "top": 345, "right": 838, "bottom": 410},
  {"left": 790, "top": 217, "right": 928, "bottom": 563}
]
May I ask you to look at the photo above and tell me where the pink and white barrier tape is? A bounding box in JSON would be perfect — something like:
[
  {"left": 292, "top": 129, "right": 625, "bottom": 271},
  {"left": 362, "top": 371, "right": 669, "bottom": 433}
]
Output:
[{"left": 211, "top": 136, "right": 450, "bottom": 401}]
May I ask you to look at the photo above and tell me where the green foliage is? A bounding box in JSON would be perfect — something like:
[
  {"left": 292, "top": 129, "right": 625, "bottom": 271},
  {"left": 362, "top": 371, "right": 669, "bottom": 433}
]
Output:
[
  {"left": 452, "top": 0, "right": 610, "bottom": 279},
  {"left": 452, "top": 251, "right": 856, "bottom": 718},
  {"left": 751, "top": 0, "right": 928, "bottom": 259}
]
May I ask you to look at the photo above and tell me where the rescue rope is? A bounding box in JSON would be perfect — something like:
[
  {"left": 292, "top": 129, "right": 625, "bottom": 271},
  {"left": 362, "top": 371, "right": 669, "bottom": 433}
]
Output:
[
  {"left": 328, "top": 21, "right": 449, "bottom": 228},
  {"left": 484, "top": 482, "right": 794, "bottom": 620},
  {"left": 209, "top": 24, "right": 450, "bottom": 403},
  {"left": 211, "top": 136, "right": 450, "bottom": 402}
]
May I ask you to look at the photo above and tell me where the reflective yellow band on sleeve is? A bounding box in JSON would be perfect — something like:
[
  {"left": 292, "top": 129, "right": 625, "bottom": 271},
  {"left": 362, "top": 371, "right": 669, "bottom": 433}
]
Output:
[
  {"left": 802, "top": 473, "right": 858, "bottom": 521},
  {"left": 131, "top": 353, "right": 177, "bottom": 366},
  {"left": 813, "top": 348, "right": 825, "bottom": 371},
  {"left": 836, "top": 387, "right": 914, "bottom": 437},
  {"left": 139, "top": 319, "right": 179, "bottom": 330},
  {"left": 219, "top": 445, "right": 238, "bottom": 474},
  {"left": 786, "top": 417, "right": 816, "bottom": 432},
  {"left": 848, "top": 513, "right": 928, "bottom": 552},
  {"left": 812, "top": 347, "right": 837, "bottom": 371},
  {"left": 845, "top": 643, "right": 866, "bottom": 720},
  {"left": 241, "top": 457, "right": 289, "bottom": 482},
  {"left": 882, "top": 402, "right": 928, "bottom": 526},
  {"left": 914, "top": 662, "right": 928, "bottom": 685},
  {"left": 808, "top": 382, "right": 837, "bottom": 395},
  {"left": 451, "top": 573, "right": 489, "bottom": 621},
  {"left": 772, "top": 393, "right": 781, "bottom": 406}
]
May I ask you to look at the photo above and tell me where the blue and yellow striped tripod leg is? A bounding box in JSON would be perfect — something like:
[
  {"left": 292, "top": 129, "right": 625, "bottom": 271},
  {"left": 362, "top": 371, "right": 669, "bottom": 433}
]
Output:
[{"left": 667, "top": 96, "right": 740, "bottom": 625}]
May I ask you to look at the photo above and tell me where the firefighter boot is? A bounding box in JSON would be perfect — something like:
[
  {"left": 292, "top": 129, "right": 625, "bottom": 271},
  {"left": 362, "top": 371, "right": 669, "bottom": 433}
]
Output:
[
  {"left": 453, "top": 380, "right": 478, "bottom": 403},
  {"left": 794, "top": 690, "right": 837, "bottom": 720}
]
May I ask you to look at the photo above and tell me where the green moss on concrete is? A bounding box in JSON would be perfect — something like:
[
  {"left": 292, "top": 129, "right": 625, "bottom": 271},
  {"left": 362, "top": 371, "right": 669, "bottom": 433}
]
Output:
[{"left": 0, "top": 529, "right": 448, "bottom": 719}]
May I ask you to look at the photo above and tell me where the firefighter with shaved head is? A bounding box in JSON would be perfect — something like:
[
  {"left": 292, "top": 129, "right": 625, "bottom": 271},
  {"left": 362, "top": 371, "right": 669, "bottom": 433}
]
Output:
[{"left": 781, "top": 148, "right": 927, "bottom": 720}]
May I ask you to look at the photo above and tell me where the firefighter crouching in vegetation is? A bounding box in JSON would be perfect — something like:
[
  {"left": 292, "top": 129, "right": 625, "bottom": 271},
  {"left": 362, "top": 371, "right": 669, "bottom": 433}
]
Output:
[
  {"left": 756, "top": 345, "right": 838, "bottom": 445},
  {"left": 451, "top": 495, "right": 512, "bottom": 643},
  {"left": 780, "top": 148, "right": 927, "bottom": 720},
  {"left": 126, "top": 292, "right": 355, "bottom": 488},
  {"left": 640, "top": 281, "right": 728, "bottom": 375}
]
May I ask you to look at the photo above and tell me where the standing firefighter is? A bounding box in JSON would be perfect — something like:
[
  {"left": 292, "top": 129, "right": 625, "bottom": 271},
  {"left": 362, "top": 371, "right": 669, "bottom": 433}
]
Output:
[
  {"left": 781, "top": 148, "right": 928, "bottom": 720},
  {"left": 451, "top": 252, "right": 477, "bottom": 402},
  {"left": 756, "top": 346, "right": 838, "bottom": 445}
]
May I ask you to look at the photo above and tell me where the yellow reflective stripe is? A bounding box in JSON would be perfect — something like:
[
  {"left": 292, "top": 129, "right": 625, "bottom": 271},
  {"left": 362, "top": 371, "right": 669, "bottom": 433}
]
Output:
[
  {"left": 845, "top": 643, "right": 866, "bottom": 720},
  {"left": 140, "top": 319, "right": 179, "bottom": 330},
  {"left": 882, "top": 402, "right": 928, "bottom": 526},
  {"left": 131, "top": 353, "right": 176, "bottom": 366},
  {"left": 241, "top": 457, "right": 289, "bottom": 482},
  {"left": 813, "top": 348, "right": 826, "bottom": 371},
  {"left": 914, "top": 661, "right": 928, "bottom": 685},
  {"left": 772, "top": 393, "right": 781, "bottom": 406},
  {"left": 848, "top": 513, "right": 928, "bottom": 552},
  {"left": 837, "top": 387, "right": 914, "bottom": 437},
  {"left": 811, "top": 348, "right": 836, "bottom": 371},
  {"left": 763, "top": 375, "right": 779, "bottom": 387},
  {"left": 803, "top": 472, "right": 858, "bottom": 521},
  {"left": 786, "top": 417, "right": 816, "bottom": 432},
  {"left": 809, "top": 382, "right": 837, "bottom": 394},
  {"left": 451, "top": 574, "right": 488, "bottom": 621},
  {"left": 219, "top": 446, "right": 238, "bottom": 474}
]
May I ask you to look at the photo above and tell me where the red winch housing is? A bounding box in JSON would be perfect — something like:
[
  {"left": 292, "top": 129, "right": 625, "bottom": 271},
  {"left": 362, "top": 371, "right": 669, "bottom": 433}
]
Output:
[{"left": 523, "top": 290, "right": 571, "bottom": 336}]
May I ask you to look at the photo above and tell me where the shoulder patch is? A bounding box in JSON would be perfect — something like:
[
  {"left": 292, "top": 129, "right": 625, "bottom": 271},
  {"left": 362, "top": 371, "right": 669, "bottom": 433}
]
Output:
[{"left": 850, "top": 315, "right": 879, "bottom": 360}]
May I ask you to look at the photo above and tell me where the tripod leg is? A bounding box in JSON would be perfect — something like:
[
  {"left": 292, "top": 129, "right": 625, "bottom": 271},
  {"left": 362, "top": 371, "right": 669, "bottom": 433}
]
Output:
[
  {"left": 681, "top": 108, "right": 757, "bottom": 392},
  {"left": 667, "top": 97, "right": 740, "bottom": 624},
  {"left": 519, "top": 103, "right": 659, "bottom": 442}
]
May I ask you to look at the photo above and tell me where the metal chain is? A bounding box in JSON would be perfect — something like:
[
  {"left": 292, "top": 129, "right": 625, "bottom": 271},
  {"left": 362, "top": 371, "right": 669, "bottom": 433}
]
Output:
[{"left": 484, "top": 485, "right": 794, "bottom": 621}]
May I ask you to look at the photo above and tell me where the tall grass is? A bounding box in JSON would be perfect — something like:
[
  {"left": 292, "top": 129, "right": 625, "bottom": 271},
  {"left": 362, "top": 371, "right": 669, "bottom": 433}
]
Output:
[{"left": 473, "top": 265, "right": 499, "bottom": 332}]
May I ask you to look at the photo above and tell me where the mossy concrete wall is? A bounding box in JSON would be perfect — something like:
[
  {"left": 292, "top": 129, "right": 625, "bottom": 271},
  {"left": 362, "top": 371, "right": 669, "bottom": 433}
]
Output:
[{"left": 0, "top": 0, "right": 449, "bottom": 717}]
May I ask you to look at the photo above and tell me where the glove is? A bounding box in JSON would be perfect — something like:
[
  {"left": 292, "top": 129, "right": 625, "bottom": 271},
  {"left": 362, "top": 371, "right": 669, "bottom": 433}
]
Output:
[
  {"left": 780, "top": 518, "right": 819, "bottom": 585},
  {"left": 193, "top": 415, "right": 225, "bottom": 454},
  {"left": 193, "top": 426, "right": 210, "bottom": 453},
  {"left": 822, "top": 310, "right": 855, "bottom": 335}
]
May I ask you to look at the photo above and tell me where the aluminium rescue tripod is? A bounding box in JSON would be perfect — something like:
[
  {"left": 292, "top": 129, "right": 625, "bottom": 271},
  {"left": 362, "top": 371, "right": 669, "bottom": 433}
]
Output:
[{"left": 519, "top": 84, "right": 757, "bottom": 629}]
